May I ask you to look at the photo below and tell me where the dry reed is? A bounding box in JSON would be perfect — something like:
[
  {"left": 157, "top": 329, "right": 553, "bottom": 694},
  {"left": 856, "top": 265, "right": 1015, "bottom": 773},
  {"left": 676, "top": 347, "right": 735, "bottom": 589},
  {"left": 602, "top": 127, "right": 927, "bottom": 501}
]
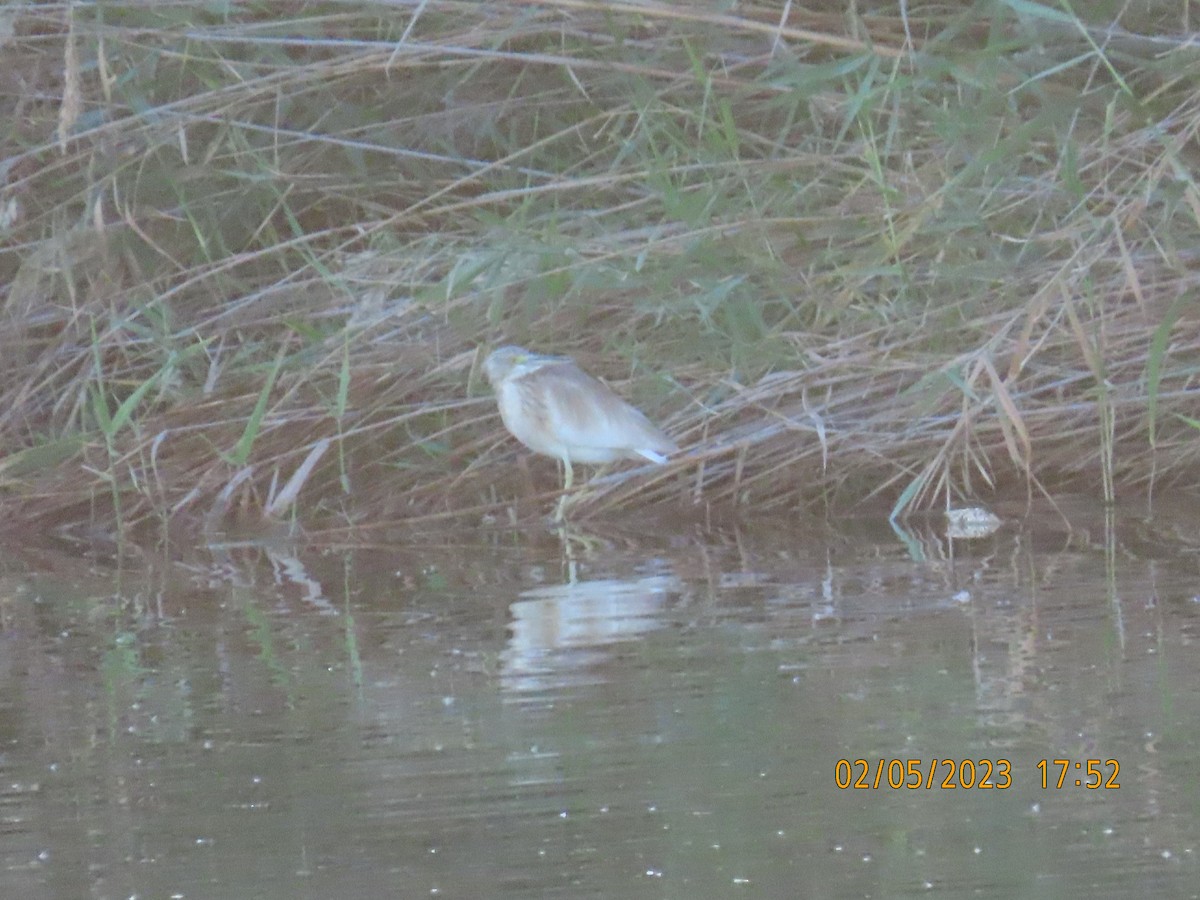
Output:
[{"left": 0, "top": 1, "right": 1197, "bottom": 539}]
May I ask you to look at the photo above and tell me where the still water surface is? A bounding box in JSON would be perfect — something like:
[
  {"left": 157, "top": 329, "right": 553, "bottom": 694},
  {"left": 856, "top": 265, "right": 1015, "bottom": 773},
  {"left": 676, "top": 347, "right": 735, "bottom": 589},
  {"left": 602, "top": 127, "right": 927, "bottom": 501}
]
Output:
[{"left": 2, "top": 500, "right": 1198, "bottom": 898}]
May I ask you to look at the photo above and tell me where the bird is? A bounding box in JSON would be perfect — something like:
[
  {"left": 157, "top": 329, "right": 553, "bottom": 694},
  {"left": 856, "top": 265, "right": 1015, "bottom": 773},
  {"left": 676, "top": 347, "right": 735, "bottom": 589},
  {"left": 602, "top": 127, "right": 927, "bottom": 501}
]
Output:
[{"left": 482, "top": 345, "right": 678, "bottom": 521}]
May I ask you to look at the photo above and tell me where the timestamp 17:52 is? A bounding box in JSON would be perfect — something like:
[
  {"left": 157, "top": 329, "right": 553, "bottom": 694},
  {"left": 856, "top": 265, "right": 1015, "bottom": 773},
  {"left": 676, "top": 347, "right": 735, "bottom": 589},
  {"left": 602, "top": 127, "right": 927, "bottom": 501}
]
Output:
[{"left": 1037, "top": 758, "right": 1120, "bottom": 789}]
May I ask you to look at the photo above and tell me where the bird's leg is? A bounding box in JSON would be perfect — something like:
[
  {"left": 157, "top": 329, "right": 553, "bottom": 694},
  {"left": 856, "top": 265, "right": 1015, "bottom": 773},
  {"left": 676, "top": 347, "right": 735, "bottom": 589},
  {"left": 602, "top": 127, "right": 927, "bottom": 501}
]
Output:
[
  {"left": 554, "top": 520, "right": 607, "bottom": 555},
  {"left": 554, "top": 457, "right": 575, "bottom": 522}
]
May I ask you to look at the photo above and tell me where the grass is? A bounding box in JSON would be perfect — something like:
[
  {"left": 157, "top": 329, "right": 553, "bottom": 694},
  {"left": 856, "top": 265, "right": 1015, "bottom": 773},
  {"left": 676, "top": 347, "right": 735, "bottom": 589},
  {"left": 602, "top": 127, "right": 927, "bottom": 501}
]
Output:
[{"left": 0, "top": 0, "right": 1198, "bottom": 539}]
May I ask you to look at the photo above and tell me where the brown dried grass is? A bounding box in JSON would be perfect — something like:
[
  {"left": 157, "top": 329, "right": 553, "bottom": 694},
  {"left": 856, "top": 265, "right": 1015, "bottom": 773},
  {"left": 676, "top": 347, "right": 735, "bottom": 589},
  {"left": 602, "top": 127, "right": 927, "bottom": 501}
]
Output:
[{"left": 0, "top": 1, "right": 1198, "bottom": 540}]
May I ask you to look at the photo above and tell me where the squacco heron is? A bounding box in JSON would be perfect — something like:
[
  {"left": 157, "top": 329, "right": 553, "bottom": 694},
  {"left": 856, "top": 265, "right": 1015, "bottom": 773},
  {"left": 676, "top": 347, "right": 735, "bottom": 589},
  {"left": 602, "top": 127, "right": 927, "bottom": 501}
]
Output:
[{"left": 483, "top": 345, "right": 678, "bottom": 520}]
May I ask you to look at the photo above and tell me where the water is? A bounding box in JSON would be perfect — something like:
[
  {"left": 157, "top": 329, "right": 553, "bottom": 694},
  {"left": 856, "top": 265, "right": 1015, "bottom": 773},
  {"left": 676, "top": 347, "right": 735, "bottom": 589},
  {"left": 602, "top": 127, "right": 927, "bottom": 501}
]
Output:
[{"left": 2, "top": 499, "right": 1198, "bottom": 898}]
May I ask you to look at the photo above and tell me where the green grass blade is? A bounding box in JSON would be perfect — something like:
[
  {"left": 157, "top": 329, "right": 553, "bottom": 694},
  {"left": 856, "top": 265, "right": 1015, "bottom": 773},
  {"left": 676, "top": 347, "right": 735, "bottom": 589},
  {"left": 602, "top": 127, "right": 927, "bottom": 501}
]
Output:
[
  {"left": 231, "top": 340, "right": 290, "bottom": 466},
  {"left": 1145, "top": 295, "right": 1185, "bottom": 448}
]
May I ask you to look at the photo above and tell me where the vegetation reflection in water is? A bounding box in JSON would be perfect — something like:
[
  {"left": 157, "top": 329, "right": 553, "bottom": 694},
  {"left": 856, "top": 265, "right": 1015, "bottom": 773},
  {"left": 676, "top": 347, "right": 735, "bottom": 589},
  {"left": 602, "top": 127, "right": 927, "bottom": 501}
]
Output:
[{"left": 1, "top": 501, "right": 1198, "bottom": 896}]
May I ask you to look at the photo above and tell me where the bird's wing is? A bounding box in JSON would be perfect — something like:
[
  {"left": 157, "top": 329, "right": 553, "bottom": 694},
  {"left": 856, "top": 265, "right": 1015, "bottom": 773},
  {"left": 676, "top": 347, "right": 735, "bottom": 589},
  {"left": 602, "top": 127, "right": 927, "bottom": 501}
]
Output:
[{"left": 537, "top": 364, "right": 676, "bottom": 455}]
